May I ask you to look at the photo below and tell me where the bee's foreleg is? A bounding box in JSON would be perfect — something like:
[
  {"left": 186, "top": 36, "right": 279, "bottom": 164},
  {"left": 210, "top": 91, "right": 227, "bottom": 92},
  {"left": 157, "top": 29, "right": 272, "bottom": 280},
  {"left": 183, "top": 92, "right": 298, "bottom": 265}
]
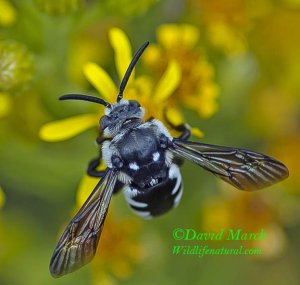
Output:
[
  {"left": 87, "top": 157, "right": 105, "bottom": 178},
  {"left": 173, "top": 123, "right": 191, "bottom": 141}
]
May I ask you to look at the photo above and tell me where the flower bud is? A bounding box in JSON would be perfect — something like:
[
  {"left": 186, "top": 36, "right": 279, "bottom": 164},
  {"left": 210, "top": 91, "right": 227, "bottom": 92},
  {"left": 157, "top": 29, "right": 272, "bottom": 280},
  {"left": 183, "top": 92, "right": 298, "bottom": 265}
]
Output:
[{"left": 0, "top": 40, "right": 34, "bottom": 92}]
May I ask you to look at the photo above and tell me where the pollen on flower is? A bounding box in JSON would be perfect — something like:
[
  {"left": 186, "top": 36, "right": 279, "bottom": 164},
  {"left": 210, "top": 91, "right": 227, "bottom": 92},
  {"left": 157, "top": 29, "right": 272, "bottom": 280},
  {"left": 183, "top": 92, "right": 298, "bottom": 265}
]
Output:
[
  {"left": 143, "top": 24, "right": 219, "bottom": 122},
  {"left": 201, "top": 190, "right": 288, "bottom": 259},
  {"left": 40, "top": 27, "right": 204, "bottom": 142}
]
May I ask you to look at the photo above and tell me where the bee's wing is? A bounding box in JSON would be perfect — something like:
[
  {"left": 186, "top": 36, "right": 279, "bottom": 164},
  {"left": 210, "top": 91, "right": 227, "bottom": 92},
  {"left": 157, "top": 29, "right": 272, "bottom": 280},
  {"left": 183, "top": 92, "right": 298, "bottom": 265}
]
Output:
[
  {"left": 170, "top": 139, "right": 289, "bottom": 191},
  {"left": 49, "top": 168, "right": 118, "bottom": 278}
]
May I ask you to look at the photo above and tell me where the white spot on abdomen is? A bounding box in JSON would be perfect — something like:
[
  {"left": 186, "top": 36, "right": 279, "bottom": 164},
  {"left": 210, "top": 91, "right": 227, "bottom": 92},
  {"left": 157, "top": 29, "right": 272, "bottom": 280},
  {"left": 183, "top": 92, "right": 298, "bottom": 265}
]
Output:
[
  {"left": 153, "top": 152, "right": 160, "bottom": 161},
  {"left": 129, "top": 162, "right": 139, "bottom": 170}
]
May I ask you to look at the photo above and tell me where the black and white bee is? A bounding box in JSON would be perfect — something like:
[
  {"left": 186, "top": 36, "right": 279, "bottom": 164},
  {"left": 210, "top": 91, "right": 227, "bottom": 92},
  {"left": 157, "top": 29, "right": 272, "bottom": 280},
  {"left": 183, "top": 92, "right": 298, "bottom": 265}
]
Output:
[{"left": 49, "top": 42, "right": 289, "bottom": 277}]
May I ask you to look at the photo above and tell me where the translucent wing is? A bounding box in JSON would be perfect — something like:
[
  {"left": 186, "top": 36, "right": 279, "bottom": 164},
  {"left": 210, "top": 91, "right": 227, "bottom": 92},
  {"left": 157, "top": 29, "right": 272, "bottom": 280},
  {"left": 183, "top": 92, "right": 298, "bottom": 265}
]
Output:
[
  {"left": 170, "top": 139, "right": 289, "bottom": 191},
  {"left": 49, "top": 168, "right": 118, "bottom": 277}
]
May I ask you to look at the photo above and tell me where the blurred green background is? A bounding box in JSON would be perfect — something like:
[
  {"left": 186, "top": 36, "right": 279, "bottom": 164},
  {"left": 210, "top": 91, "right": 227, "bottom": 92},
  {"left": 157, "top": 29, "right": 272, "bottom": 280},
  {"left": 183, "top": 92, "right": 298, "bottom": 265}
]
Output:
[{"left": 0, "top": 0, "right": 300, "bottom": 284}]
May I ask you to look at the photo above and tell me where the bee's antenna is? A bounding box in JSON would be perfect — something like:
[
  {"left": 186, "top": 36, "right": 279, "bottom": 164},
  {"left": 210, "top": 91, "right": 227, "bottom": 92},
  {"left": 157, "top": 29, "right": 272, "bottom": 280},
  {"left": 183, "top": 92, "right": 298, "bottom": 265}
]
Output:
[
  {"left": 117, "top": 41, "right": 149, "bottom": 102},
  {"left": 60, "top": 94, "right": 111, "bottom": 108}
]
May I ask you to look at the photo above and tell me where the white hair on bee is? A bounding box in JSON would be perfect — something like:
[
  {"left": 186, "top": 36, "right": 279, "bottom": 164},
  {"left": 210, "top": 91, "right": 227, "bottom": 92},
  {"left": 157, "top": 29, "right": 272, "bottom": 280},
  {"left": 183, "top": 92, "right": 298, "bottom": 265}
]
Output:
[
  {"left": 103, "top": 122, "right": 122, "bottom": 136},
  {"left": 104, "top": 99, "right": 129, "bottom": 116},
  {"left": 168, "top": 164, "right": 182, "bottom": 195},
  {"left": 104, "top": 107, "right": 110, "bottom": 116},
  {"left": 113, "top": 130, "right": 126, "bottom": 142},
  {"left": 129, "top": 162, "right": 139, "bottom": 170},
  {"left": 102, "top": 142, "right": 123, "bottom": 169},
  {"left": 152, "top": 119, "right": 172, "bottom": 140},
  {"left": 118, "top": 171, "right": 132, "bottom": 184},
  {"left": 152, "top": 152, "right": 160, "bottom": 162},
  {"left": 169, "top": 163, "right": 179, "bottom": 179},
  {"left": 165, "top": 150, "right": 174, "bottom": 166},
  {"left": 124, "top": 195, "right": 148, "bottom": 208},
  {"left": 137, "top": 107, "right": 145, "bottom": 119},
  {"left": 123, "top": 185, "right": 139, "bottom": 198},
  {"left": 102, "top": 141, "right": 112, "bottom": 168},
  {"left": 173, "top": 186, "right": 183, "bottom": 207},
  {"left": 131, "top": 209, "right": 152, "bottom": 219}
]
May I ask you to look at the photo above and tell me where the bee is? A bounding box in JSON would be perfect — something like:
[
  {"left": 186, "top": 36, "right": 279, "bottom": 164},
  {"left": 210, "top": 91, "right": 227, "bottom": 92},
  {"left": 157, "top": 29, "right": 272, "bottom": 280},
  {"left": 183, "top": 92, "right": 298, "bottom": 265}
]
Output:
[{"left": 49, "top": 41, "right": 289, "bottom": 277}]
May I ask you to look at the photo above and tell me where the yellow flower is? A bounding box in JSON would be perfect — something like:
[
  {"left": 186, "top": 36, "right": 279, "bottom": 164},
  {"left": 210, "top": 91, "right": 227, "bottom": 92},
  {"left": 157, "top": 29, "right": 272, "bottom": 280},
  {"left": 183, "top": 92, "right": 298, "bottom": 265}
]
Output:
[
  {"left": 207, "top": 22, "right": 247, "bottom": 56},
  {"left": 201, "top": 190, "right": 288, "bottom": 259},
  {"left": 40, "top": 27, "right": 202, "bottom": 142},
  {"left": 143, "top": 24, "right": 219, "bottom": 119},
  {"left": 91, "top": 211, "right": 144, "bottom": 285},
  {"left": 0, "top": 0, "right": 16, "bottom": 27}
]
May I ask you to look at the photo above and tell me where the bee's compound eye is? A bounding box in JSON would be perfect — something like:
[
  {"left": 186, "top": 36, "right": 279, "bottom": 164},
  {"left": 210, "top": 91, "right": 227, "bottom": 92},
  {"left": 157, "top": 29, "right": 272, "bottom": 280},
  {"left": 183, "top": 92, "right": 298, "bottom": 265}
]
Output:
[
  {"left": 100, "top": 115, "right": 109, "bottom": 130},
  {"left": 129, "top": 100, "right": 140, "bottom": 108},
  {"left": 111, "top": 155, "right": 123, "bottom": 169}
]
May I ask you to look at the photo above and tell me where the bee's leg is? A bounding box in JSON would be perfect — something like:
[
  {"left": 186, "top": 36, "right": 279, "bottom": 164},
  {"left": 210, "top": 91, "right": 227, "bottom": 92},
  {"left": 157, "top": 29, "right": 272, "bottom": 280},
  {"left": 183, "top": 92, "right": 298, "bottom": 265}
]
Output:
[
  {"left": 96, "top": 137, "right": 109, "bottom": 145},
  {"left": 88, "top": 137, "right": 124, "bottom": 193},
  {"left": 148, "top": 114, "right": 191, "bottom": 140},
  {"left": 146, "top": 116, "right": 155, "bottom": 122},
  {"left": 87, "top": 156, "right": 123, "bottom": 194},
  {"left": 87, "top": 157, "right": 105, "bottom": 178},
  {"left": 171, "top": 125, "right": 191, "bottom": 167},
  {"left": 162, "top": 110, "right": 191, "bottom": 141},
  {"left": 163, "top": 111, "right": 191, "bottom": 166},
  {"left": 87, "top": 135, "right": 112, "bottom": 177},
  {"left": 173, "top": 123, "right": 191, "bottom": 141}
]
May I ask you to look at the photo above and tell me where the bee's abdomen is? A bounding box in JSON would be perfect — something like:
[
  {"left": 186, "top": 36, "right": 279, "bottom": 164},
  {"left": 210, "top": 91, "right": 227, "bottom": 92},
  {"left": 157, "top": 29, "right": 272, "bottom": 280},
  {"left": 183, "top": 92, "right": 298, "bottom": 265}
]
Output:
[{"left": 123, "top": 164, "right": 183, "bottom": 218}]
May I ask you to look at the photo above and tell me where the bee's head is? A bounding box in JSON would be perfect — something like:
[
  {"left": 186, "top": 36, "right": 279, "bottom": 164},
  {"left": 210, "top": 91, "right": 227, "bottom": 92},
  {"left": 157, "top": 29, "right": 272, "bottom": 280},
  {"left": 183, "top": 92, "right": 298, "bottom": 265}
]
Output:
[
  {"left": 100, "top": 99, "right": 144, "bottom": 136},
  {"left": 59, "top": 41, "right": 149, "bottom": 136}
]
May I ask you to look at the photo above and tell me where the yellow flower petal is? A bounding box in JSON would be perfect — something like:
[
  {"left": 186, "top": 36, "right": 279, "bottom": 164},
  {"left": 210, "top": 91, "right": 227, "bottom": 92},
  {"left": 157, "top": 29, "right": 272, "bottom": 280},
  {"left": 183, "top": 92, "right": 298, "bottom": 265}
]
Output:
[
  {"left": 191, "top": 127, "right": 204, "bottom": 138},
  {"left": 0, "top": 0, "right": 16, "bottom": 27},
  {"left": 83, "top": 62, "right": 117, "bottom": 102},
  {"left": 0, "top": 186, "right": 5, "bottom": 208},
  {"left": 39, "top": 113, "right": 98, "bottom": 142},
  {"left": 0, "top": 92, "right": 12, "bottom": 117},
  {"left": 76, "top": 174, "right": 99, "bottom": 207},
  {"left": 153, "top": 60, "right": 181, "bottom": 102},
  {"left": 165, "top": 106, "right": 184, "bottom": 126},
  {"left": 109, "top": 28, "right": 134, "bottom": 83},
  {"left": 157, "top": 24, "right": 199, "bottom": 49},
  {"left": 76, "top": 159, "right": 107, "bottom": 206}
]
